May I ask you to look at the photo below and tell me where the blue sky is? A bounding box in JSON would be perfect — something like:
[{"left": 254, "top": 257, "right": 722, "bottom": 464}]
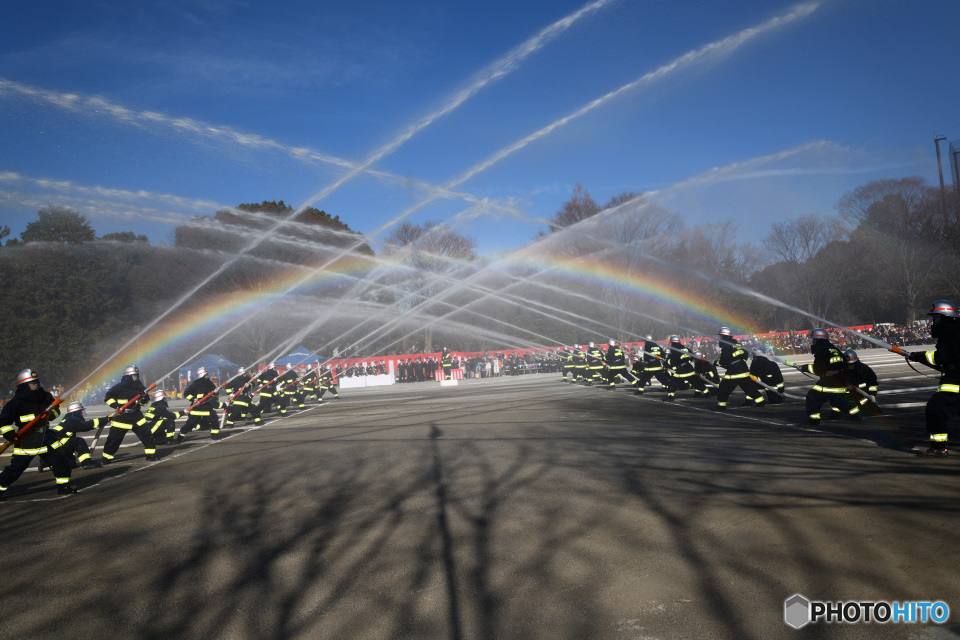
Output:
[{"left": 1, "top": 0, "right": 958, "bottom": 255}]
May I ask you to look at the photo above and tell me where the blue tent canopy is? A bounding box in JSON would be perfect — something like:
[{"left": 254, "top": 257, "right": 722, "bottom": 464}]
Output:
[
  {"left": 179, "top": 354, "right": 238, "bottom": 381},
  {"left": 275, "top": 345, "right": 324, "bottom": 367}
]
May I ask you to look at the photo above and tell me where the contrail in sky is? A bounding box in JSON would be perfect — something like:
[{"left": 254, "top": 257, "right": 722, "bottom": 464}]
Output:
[
  {"left": 450, "top": 2, "right": 821, "bottom": 189},
  {"left": 0, "top": 0, "right": 616, "bottom": 206}
]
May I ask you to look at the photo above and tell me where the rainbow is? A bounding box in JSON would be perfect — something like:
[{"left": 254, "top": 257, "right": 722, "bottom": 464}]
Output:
[
  {"left": 498, "top": 253, "right": 760, "bottom": 337},
  {"left": 67, "top": 251, "right": 763, "bottom": 397}
]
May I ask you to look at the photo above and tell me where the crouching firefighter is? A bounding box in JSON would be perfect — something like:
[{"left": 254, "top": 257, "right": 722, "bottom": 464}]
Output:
[
  {"left": 750, "top": 348, "right": 785, "bottom": 404},
  {"left": 223, "top": 367, "right": 261, "bottom": 425},
  {"left": 51, "top": 401, "right": 109, "bottom": 469},
  {"left": 145, "top": 390, "right": 183, "bottom": 444},
  {"left": 797, "top": 329, "right": 860, "bottom": 425},
  {"left": 179, "top": 367, "right": 223, "bottom": 440}
]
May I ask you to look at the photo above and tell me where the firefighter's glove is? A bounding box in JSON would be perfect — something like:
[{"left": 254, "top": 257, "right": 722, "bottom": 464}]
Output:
[{"left": 908, "top": 351, "right": 926, "bottom": 363}]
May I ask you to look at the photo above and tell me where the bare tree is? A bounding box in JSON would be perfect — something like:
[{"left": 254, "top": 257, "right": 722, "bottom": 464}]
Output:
[
  {"left": 836, "top": 177, "right": 929, "bottom": 227},
  {"left": 546, "top": 181, "right": 599, "bottom": 232},
  {"left": 764, "top": 214, "right": 844, "bottom": 264},
  {"left": 382, "top": 220, "right": 477, "bottom": 351}
]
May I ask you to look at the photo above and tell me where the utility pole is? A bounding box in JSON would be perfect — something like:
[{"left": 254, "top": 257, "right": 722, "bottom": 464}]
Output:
[
  {"left": 952, "top": 144, "right": 960, "bottom": 204},
  {"left": 935, "top": 134, "right": 948, "bottom": 214}
]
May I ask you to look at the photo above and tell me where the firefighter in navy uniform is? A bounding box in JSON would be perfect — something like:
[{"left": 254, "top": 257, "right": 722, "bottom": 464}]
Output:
[
  {"left": 276, "top": 365, "right": 302, "bottom": 414},
  {"left": 635, "top": 336, "right": 671, "bottom": 396},
  {"left": 179, "top": 367, "right": 222, "bottom": 440},
  {"left": 102, "top": 365, "right": 157, "bottom": 463},
  {"left": 691, "top": 351, "right": 719, "bottom": 397},
  {"left": 908, "top": 300, "right": 960, "bottom": 456},
  {"left": 843, "top": 350, "right": 880, "bottom": 415},
  {"left": 255, "top": 363, "right": 281, "bottom": 414},
  {"left": 145, "top": 390, "right": 183, "bottom": 443},
  {"left": 750, "top": 348, "right": 785, "bottom": 404},
  {"left": 572, "top": 347, "right": 588, "bottom": 383},
  {"left": 300, "top": 366, "right": 320, "bottom": 403},
  {"left": 0, "top": 369, "right": 74, "bottom": 498},
  {"left": 223, "top": 367, "right": 261, "bottom": 425},
  {"left": 796, "top": 328, "right": 859, "bottom": 424},
  {"left": 318, "top": 364, "right": 340, "bottom": 400},
  {"left": 664, "top": 336, "right": 697, "bottom": 402},
  {"left": 584, "top": 342, "right": 606, "bottom": 385},
  {"left": 714, "top": 328, "right": 766, "bottom": 411},
  {"left": 52, "top": 401, "right": 108, "bottom": 469},
  {"left": 561, "top": 348, "right": 578, "bottom": 383},
  {"left": 605, "top": 340, "right": 639, "bottom": 389}
]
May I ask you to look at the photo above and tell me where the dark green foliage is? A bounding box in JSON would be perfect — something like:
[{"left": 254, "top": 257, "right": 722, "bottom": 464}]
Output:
[
  {"left": 0, "top": 243, "right": 132, "bottom": 391},
  {"left": 101, "top": 231, "right": 149, "bottom": 243},
  {"left": 20, "top": 207, "right": 96, "bottom": 245}
]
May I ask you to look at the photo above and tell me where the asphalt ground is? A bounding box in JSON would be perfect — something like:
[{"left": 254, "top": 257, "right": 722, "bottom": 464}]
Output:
[{"left": 1, "top": 349, "right": 959, "bottom": 640}]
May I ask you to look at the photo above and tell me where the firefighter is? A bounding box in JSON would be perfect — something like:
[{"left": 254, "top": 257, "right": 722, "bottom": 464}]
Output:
[
  {"left": 179, "top": 367, "right": 222, "bottom": 440},
  {"left": 796, "top": 328, "right": 859, "bottom": 424},
  {"left": 750, "top": 348, "right": 785, "bottom": 404},
  {"left": 144, "top": 390, "right": 183, "bottom": 443},
  {"left": 714, "top": 328, "right": 766, "bottom": 411},
  {"left": 255, "top": 362, "right": 281, "bottom": 414},
  {"left": 907, "top": 300, "right": 960, "bottom": 456},
  {"left": 102, "top": 365, "right": 157, "bottom": 463},
  {"left": 604, "top": 340, "right": 638, "bottom": 389},
  {"left": 317, "top": 364, "right": 340, "bottom": 400},
  {"left": 664, "top": 336, "right": 697, "bottom": 401},
  {"left": 635, "top": 336, "right": 671, "bottom": 396},
  {"left": 276, "top": 364, "right": 302, "bottom": 414},
  {"left": 843, "top": 350, "right": 880, "bottom": 415},
  {"left": 0, "top": 368, "right": 73, "bottom": 498},
  {"left": 561, "top": 348, "right": 578, "bottom": 383},
  {"left": 52, "top": 401, "right": 108, "bottom": 469},
  {"left": 223, "top": 367, "right": 261, "bottom": 425},
  {"left": 300, "top": 366, "right": 320, "bottom": 403},
  {"left": 691, "top": 351, "right": 720, "bottom": 397},
  {"left": 584, "top": 342, "right": 606, "bottom": 385},
  {"left": 572, "top": 347, "right": 588, "bottom": 383}
]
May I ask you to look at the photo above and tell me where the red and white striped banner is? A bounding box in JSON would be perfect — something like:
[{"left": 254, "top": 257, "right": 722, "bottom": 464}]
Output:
[{"left": 434, "top": 369, "right": 464, "bottom": 381}]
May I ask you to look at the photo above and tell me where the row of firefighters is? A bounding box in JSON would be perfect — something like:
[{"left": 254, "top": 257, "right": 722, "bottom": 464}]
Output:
[
  {"left": 2, "top": 300, "right": 959, "bottom": 498},
  {"left": 0, "top": 362, "right": 341, "bottom": 499},
  {"left": 559, "top": 334, "right": 877, "bottom": 418},
  {"left": 560, "top": 299, "right": 959, "bottom": 457}
]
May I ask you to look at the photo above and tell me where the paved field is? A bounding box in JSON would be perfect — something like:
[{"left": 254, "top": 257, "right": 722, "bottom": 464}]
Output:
[{"left": 1, "top": 350, "right": 959, "bottom": 639}]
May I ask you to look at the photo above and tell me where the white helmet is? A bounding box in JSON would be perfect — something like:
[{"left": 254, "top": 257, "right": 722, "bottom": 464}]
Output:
[
  {"left": 16, "top": 369, "right": 38, "bottom": 385},
  {"left": 669, "top": 335, "right": 680, "bottom": 342},
  {"left": 609, "top": 339, "right": 616, "bottom": 346},
  {"left": 152, "top": 390, "right": 166, "bottom": 402},
  {"left": 589, "top": 342, "right": 595, "bottom": 348},
  {"left": 123, "top": 365, "right": 139, "bottom": 377},
  {"left": 237, "top": 366, "right": 245, "bottom": 375},
  {"left": 269, "top": 362, "right": 277, "bottom": 369},
  {"left": 67, "top": 401, "right": 84, "bottom": 413},
  {"left": 197, "top": 366, "right": 208, "bottom": 378},
  {"left": 287, "top": 364, "right": 295, "bottom": 370}
]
